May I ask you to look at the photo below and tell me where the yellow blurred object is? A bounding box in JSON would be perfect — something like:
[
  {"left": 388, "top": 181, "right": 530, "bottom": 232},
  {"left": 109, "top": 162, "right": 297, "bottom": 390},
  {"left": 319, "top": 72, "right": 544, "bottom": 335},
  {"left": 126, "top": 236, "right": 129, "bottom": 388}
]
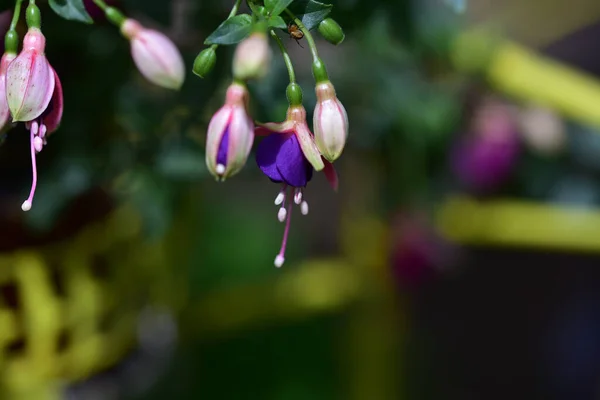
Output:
[
  {"left": 437, "top": 195, "right": 600, "bottom": 252},
  {"left": 453, "top": 32, "right": 600, "bottom": 129},
  {"left": 0, "top": 202, "right": 188, "bottom": 399}
]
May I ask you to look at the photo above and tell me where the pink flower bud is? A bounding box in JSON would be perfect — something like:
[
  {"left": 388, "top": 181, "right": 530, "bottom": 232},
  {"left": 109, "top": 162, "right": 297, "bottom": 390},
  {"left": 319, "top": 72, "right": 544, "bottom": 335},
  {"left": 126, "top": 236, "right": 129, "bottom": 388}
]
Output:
[
  {"left": 0, "top": 52, "right": 16, "bottom": 133},
  {"left": 205, "top": 83, "right": 254, "bottom": 180},
  {"left": 232, "top": 32, "right": 271, "bottom": 81},
  {"left": 313, "top": 81, "right": 348, "bottom": 162},
  {"left": 121, "top": 19, "right": 185, "bottom": 90},
  {"left": 6, "top": 28, "right": 55, "bottom": 122}
]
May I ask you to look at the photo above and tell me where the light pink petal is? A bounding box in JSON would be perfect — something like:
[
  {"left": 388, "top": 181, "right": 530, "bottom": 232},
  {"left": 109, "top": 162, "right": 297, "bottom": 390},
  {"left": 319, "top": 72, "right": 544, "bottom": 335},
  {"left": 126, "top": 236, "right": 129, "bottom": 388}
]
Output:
[
  {"left": 6, "top": 51, "right": 54, "bottom": 122},
  {"left": 294, "top": 122, "right": 324, "bottom": 171},
  {"left": 131, "top": 30, "right": 185, "bottom": 90},
  {"left": 205, "top": 106, "right": 232, "bottom": 175},
  {"left": 225, "top": 106, "right": 254, "bottom": 177}
]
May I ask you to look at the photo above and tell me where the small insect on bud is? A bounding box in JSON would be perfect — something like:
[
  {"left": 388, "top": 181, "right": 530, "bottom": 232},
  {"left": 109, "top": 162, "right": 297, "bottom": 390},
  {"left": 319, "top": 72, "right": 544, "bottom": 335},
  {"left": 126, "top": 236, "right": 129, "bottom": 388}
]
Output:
[
  {"left": 193, "top": 47, "right": 217, "bottom": 78},
  {"left": 317, "top": 18, "right": 345, "bottom": 45},
  {"left": 232, "top": 32, "right": 271, "bottom": 81}
]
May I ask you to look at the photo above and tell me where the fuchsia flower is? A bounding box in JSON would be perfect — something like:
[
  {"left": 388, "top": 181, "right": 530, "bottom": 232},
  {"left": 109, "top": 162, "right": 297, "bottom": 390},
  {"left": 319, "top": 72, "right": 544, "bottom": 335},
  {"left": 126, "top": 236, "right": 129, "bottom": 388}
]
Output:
[
  {"left": 205, "top": 83, "right": 254, "bottom": 180},
  {"left": 233, "top": 32, "right": 271, "bottom": 81},
  {"left": 256, "top": 105, "right": 338, "bottom": 267},
  {"left": 6, "top": 28, "right": 54, "bottom": 122},
  {"left": 3, "top": 27, "right": 63, "bottom": 211},
  {"left": 313, "top": 80, "right": 348, "bottom": 162},
  {"left": 121, "top": 19, "right": 185, "bottom": 90}
]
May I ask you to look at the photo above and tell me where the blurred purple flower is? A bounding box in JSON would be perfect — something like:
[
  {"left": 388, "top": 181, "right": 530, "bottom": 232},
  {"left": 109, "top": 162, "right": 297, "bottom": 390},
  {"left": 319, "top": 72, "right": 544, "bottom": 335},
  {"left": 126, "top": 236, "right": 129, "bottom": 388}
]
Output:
[
  {"left": 391, "top": 214, "right": 448, "bottom": 292},
  {"left": 451, "top": 99, "right": 520, "bottom": 193}
]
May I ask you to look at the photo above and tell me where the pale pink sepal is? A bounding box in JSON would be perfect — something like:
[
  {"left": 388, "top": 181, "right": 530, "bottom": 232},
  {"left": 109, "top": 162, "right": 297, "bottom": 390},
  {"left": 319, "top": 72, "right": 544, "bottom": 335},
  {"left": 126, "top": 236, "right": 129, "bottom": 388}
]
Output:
[
  {"left": 6, "top": 28, "right": 55, "bottom": 122},
  {"left": 0, "top": 52, "right": 16, "bottom": 133}
]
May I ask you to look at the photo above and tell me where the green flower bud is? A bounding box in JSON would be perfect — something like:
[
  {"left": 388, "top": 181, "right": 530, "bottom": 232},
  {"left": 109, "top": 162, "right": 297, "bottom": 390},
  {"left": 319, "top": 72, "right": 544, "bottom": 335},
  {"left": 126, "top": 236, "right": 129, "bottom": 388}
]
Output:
[
  {"left": 193, "top": 47, "right": 217, "bottom": 78},
  {"left": 317, "top": 18, "right": 345, "bottom": 45}
]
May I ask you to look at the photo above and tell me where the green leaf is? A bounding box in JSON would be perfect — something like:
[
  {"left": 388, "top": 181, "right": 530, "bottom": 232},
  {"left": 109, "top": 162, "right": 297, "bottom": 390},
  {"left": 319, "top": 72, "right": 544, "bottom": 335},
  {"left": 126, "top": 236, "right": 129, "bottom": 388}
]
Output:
[
  {"left": 265, "top": 0, "right": 293, "bottom": 17},
  {"left": 204, "top": 14, "right": 253, "bottom": 45},
  {"left": 288, "top": 0, "right": 332, "bottom": 30},
  {"left": 48, "top": 0, "right": 93, "bottom": 24},
  {"left": 268, "top": 16, "right": 287, "bottom": 29}
]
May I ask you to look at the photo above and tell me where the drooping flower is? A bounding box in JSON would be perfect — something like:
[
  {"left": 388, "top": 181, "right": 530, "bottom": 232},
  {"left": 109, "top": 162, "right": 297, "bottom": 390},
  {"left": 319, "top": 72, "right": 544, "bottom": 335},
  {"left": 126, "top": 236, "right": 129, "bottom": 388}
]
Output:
[
  {"left": 20, "top": 67, "right": 63, "bottom": 212},
  {"left": 121, "top": 19, "right": 185, "bottom": 90},
  {"left": 313, "top": 80, "right": 348, "bottom": 162},
  {"left": 256, "top": 105, "right": 338, "bottom": 268},
  {"left": 205, "top": 82, "right": 254, "bottom": 180},
  {"left": 6, "top": 27, "right": 55, "bottom": 122},
  {"left": 233, "top": 31, "right": 271, "bottom": 81}
]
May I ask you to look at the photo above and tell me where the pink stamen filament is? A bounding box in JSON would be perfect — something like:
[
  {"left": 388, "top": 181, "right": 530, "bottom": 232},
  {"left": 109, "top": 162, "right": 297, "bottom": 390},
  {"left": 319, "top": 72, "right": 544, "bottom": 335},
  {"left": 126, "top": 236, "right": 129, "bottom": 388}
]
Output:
[
  {"left": 275, "top": 187, "right": 294, "bottom": 268},
  {"left": 22, "top": 123, "right": 39, "bottom": 211}
]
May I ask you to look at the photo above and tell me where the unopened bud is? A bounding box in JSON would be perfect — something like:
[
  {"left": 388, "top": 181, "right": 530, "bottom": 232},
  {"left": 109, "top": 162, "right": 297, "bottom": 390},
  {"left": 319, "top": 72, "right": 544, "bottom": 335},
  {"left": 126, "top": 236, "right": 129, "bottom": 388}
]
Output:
[
  {"left": 121, "top": 19, "right": 185, "bottom": 90},
  {"left": 193, "top": 47, "right": 216, "bottom": 78},
  {"left": 317, "top": 18, "right": 345, "bottom": 45},
  {"left": 233, "top": 32, "right": 271, "bottom": 81},
  {"left": 313, "top": 81, "right": 348, "bottom": 162}
]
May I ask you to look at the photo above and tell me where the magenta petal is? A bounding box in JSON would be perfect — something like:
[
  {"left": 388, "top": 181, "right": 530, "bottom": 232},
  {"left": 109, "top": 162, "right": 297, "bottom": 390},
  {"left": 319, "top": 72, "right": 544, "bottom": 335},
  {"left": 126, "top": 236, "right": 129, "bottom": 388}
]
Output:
[
  {"left": 256, "top": 133, "right": 285, "bottom": 182},
  {"left": 276, "top": 134, "right": 313, "bottom": 187},
  {"left": 41, "top": 68, "right": 63, "bottom": 134}
]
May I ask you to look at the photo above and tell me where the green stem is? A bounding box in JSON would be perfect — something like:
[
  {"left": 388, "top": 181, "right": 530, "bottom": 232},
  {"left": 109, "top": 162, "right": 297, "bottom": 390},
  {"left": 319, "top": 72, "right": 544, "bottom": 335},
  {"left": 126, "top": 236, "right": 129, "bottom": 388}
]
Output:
[
  {"left": 92, "top": 0, "right": 108, "bottom": 10},
  {"left": 270, "top": 29, "right": 296, "bottom": 83},
  {"left": 284, "top": 9, "right": 319, "bottom": 61},
  {"left": 10, "top": 0, "right": 23, "bottom": 30},
  {"left": 229, "top": 0, "right": 243, "bottom": 18}
]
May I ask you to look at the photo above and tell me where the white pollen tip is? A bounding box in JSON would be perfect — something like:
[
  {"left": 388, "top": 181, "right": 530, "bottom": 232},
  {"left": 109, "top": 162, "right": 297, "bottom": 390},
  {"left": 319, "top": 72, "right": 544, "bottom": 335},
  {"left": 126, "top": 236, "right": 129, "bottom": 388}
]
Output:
[
  {"left": 215, "top": 164, "right": 226, "bottom": 175},
  {"left": 274, "top": 192, "right": 285, "bottom": 205},
  {"left": 294, "top": 191, "right": 302, "bottom": 204},
  {"left": 21, "top": 200, "right": 32, "bottom": 212},
  {"left": 274, "top": 255, "right": 285, "bottom": 268},
  {"left": 300, "top": 201, "right": 309, "bottom": 215},
  {"left": 277, "top": 207, "right": 287, "bottom": 222}
]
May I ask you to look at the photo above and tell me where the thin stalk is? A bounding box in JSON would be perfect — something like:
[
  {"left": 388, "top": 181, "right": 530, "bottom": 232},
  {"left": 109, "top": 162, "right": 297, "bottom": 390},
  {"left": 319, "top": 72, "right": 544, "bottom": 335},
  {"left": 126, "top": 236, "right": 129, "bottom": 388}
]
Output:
[
  {"left": 270, "top": 29, "right": 296, "bottom": 83},
  {"left": 10, "top": 0, "right": 23, "bottom": 30}
]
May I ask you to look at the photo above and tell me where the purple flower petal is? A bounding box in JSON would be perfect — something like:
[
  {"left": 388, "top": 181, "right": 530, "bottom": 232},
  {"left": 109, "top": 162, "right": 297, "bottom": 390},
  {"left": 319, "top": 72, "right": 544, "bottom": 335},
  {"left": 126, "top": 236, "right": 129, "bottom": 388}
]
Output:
[
  {"left": 217, "top": 124, "right": 230, "bottom": 166},
  {"left": 276, "top": 134, "right": 313, "bottom": 187},
  {"left": 256, "top": 133, "right": 285, "bottom": 182}
]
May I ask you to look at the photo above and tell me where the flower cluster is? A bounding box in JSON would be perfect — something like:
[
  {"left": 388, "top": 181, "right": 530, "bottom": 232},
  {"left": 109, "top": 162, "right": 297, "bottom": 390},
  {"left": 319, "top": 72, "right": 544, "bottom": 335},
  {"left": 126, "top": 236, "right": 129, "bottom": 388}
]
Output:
[
  {"left": 1, "top": 1, "right": 184, "bottom": 211},
  {"left": 197, "top": 6, "right": 348, "bottom": 267}
]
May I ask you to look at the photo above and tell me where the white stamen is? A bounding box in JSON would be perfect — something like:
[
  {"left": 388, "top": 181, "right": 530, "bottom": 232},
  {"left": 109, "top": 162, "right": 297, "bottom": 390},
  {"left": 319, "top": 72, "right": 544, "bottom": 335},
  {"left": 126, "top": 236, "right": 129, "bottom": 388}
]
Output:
[
  {"left": 277, "top": 207, "right": 287, "bottom": 222},
  {"left": 21, "top": 200, "right": 32, "bottom": 212},
  {"left": 33, "top": 137, "right": 43, "bottom": 153},
  {"left": 300, "top": 201, "right": 309, "bottom": 215},
  {"left": 274, "top": 255, "right": 285, "bottom": 268},
  {"left": 215, "top": 164, "right": 226, "bottom": 175},
  {"left": 294, "top": 190, "right": 302, "bottom": 204},
  {"left": 274, "top": 192, "right": 285, "bottom": 206},
  {"left": 31, "top": 121, "right": 39, "bottom": 136},
  {"left": 39, "top": 124, "right": 47, "bottom": 139}
]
